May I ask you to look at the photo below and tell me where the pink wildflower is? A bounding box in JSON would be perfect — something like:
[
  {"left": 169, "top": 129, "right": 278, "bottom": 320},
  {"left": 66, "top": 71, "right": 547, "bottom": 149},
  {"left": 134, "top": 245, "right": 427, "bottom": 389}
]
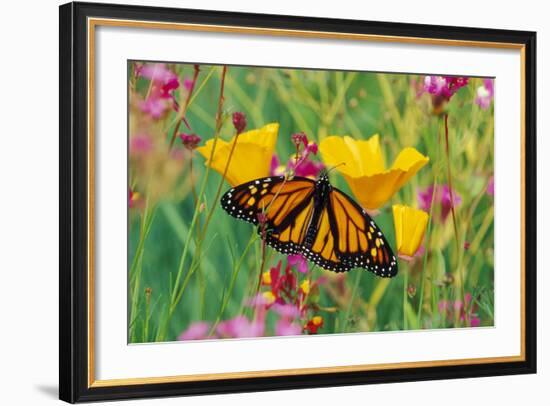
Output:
[
  {"left": 275, "top": 319, "right": 302, "bottom": 336},
  {"left": 423, "top": 75, "right": 469, "bottom": 113},
  {"left": 139, "top": 63, "right": 177, "bottom": 83},
  {"left": 487, "top": 175, "right": 494, "bottom": 196},
  {"left": 183, "top": 77, "right": 195, "bottom": 92},
  {"left": 475, "top": 78, "right": 494, "bottom": 110},
  {"left": 287, "top": 254, "right": 309, "bottom": 274},
  {"left": 217, "top": 316, "right": 264, "bottom": 338},
  {"left": 271, "top": 140, "right": 324, "bottom": 179},
  {"left": 138, "top": 97, "right": 168, "bottom": 119},
  {"left": 129, "top": 134, "right": 153, "bottom": 156},
  {"left": 291, "top": 132, "right": 308, "bottom": 149},
  {"left": 178, "top": 322, "right": 210, "bottom": 340},
  {"left": 418, "top": 184, "right": 461, "bottom": 222},
  {"left": 272, "top": 303, "right": 301, "bottom": 319},
  {"left": 423, "top": 76, "right": 469, "bottom": 100},
  {"left": 438, "top": 292, "right": 481, "bottom": 327},
  {"left": 137, "top": 63, "right": 180, "bottom": 118}
]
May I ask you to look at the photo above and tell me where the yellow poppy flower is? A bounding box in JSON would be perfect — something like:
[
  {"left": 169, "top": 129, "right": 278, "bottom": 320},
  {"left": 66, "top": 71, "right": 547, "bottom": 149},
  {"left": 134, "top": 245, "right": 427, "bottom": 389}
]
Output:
[
  {"left": 392, "top": 204, "right": 429, "bottom": 259},
  {"left": 319, "top": 134, "right": 429, "bottom": 210},
  {"left": 197, "top": 123, "right": 279, "bottom": 187}
]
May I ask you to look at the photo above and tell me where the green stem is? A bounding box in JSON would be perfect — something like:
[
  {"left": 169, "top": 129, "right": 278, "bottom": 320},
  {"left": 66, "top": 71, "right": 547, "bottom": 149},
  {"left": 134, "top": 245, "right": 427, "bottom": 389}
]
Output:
[
  {"left": 168, "top": 65, "right": 201, "bottom": 149},
  {"left": 143, "top": 288, "right": 151, "bottom": 342},
  {"left": 129, "top": 200, "right": 155, "bottom": 340},
  {"left": 162, "top": 66, "right": 216, "bottom": 135},
  {"left": 422, "top": 119, "right": 445, "bottom": 328},
  {"left": 198, "top": 129, "right": 240, "bottom": 242},
  {"left": 157, "top": 66, "right": 228, "bottom": 341},
  {"left": 416, "top": 178, "right": 439, "bottom": 325},
  {"left": 209, "top": 233, "right": 258, "bottom": 335},
  {"left": 403, "top": 266, "right": 408, "bottom": 330},
  {"left": 342, "top": 270, "right": 362, "bottom": 333},
  {"left": 443, "top": 114, "right": 466, "bottom": 322}
]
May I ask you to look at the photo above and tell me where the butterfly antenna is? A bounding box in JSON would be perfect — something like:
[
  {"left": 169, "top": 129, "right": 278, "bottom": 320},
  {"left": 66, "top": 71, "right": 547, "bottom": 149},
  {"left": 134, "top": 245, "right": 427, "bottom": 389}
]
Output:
[{"left": 326, "top": 162, "right": 346, "bottom": 174}]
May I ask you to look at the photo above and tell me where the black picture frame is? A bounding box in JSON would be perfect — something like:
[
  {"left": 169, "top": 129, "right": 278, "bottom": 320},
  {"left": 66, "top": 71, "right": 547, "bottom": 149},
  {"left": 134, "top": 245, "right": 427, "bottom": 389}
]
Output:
[{"left": 59, "top": 1, "right": 537, "bottom": 403}]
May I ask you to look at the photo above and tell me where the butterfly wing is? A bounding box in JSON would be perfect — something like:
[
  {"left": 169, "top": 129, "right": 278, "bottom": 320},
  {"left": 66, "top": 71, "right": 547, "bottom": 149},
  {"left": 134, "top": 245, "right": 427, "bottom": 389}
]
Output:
[
  {"left": 263, "top": 197, "right": 314, "bottom": 256},
  {"left": 328, "top": 188, "right": 398, "bottom": 277},
  {"left": 302, "top": 205, "right": 352, "bottom": 273},
  {"left": 221, "top": 176, "right": 315, "bottom": 254}
]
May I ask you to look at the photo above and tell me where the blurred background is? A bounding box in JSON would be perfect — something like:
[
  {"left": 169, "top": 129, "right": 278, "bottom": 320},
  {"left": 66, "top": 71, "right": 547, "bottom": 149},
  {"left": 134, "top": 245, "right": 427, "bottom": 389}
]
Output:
[{"left": 128, "top": 61, "right": 494, "bottom": 343}]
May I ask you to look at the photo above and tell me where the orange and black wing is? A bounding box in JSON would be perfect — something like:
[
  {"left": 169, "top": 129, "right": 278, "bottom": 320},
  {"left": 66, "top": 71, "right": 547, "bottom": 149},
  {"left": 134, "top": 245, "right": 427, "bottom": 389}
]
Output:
[
  {"left": 301, "top": 205, "right": 352, "bottom": 273},
  {"left": 221, "top": 176, "right": 315, "bottom": 255},
  {"left": 328, "top": 188, "right": 398, "bottom": 277}
]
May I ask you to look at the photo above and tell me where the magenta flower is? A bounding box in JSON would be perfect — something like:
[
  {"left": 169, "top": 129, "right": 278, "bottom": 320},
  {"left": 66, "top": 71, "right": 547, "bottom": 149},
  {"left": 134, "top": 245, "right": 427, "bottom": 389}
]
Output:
[
  {"left": 159, "top": 76, "right": 180, "bottom": 99},
  {"left": 265, "top": 261, "right": 296, "bottom": 305},
  {"left": 423, "top": 75, "right": 469, "bottom": 100},
  {"left": 216, "top": 316, "right": 264, "bottom": 338},
  {"left": 294, "top": 159, "right": 324, "bottom": 178},
  {"left": 424, "top": 76, "right": 449, "bottom": 97},
  {"left": 418, "top": 184, "right": 461, "bottom": 221},
  {"left": 287, "top": 254, "right": 309, "bottom": 274},
  {"left": 305, "top": 141, "right": 318, "bottom": 155},
  {"left": 178, "top": 321, "right": 210, "bottom": 340},
  {"left": 291, "top": 132, "right": 308, "bottom": 149},
  {"left": 423, "top": 75, "right": 469, "bottom": 114},
  {"left": 487, "top": 175, "right": 494, "bottom": 197},
  {"left": 129, "top": 133, "right": 153, "bottom": 156},
  {"left": 270, "top": 141, "right": 324, "bottom": 179},
  {"left": 475, "top": 78, "right": 494, "bottom": 110}
]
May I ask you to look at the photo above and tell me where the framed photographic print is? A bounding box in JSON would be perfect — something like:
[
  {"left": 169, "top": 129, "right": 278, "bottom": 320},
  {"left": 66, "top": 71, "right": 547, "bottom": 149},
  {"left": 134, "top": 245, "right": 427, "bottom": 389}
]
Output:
[{"left": 59, "top": 1, "right": 537, "bottom": 403}]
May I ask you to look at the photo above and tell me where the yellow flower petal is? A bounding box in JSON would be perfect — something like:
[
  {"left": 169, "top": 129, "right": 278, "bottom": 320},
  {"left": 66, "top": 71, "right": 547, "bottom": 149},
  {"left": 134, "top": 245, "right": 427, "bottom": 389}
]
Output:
[
  {"left": 300, "top": 279, "right": 310, "bottom": 295},
  {"left": 319, "top": 134, "right": 385, "bottom": 176},
  {"left": 319, "top": 135, "right": 429, "bottom": 209},
  {"left": 236, "top": 123, "right": 279, "bottom": 150},
  {"left": 262, "top": 291, "right": 276, "bottom": 304},
  {"left": 197, "top": 123, "right": 279, "bottom": 186},
  {"left": 262, "top": 271, "right": 272, "bottom": 285},
  {"left": 392, "top": 204, "right": 429, "bottom": 258}
]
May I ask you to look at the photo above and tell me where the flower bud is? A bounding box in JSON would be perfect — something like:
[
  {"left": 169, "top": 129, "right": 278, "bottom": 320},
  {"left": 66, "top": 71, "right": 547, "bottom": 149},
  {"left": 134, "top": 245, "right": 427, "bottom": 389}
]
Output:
[
  {"left": 232, "top": 112, "right": 247, "bottom": 134},
  {"left": 180, "top": 133, "right": 201, "bottom": 150}
]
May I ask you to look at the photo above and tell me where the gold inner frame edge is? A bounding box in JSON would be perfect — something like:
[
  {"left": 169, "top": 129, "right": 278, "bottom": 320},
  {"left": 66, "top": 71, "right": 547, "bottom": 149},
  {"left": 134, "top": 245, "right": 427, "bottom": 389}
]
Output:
[{"left": 86, "top": 17, "right": 527, "bottom": 388}]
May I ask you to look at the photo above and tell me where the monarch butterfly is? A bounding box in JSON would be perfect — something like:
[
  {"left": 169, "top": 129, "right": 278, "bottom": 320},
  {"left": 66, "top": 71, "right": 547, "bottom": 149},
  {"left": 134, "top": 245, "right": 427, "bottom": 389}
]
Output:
[{"left": 220, "top": 171, "right": 397, "bottom": 277}]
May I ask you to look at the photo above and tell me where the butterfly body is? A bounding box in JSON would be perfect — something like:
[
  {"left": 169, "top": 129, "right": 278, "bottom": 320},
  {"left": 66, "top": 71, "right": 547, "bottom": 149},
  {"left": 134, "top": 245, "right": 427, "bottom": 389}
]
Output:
[
  {"left": 220, "top": 172, "right": 398, "bottom": 277},
  {"left": 303, "top": 173, "right": 332, "bottom": 248}
]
